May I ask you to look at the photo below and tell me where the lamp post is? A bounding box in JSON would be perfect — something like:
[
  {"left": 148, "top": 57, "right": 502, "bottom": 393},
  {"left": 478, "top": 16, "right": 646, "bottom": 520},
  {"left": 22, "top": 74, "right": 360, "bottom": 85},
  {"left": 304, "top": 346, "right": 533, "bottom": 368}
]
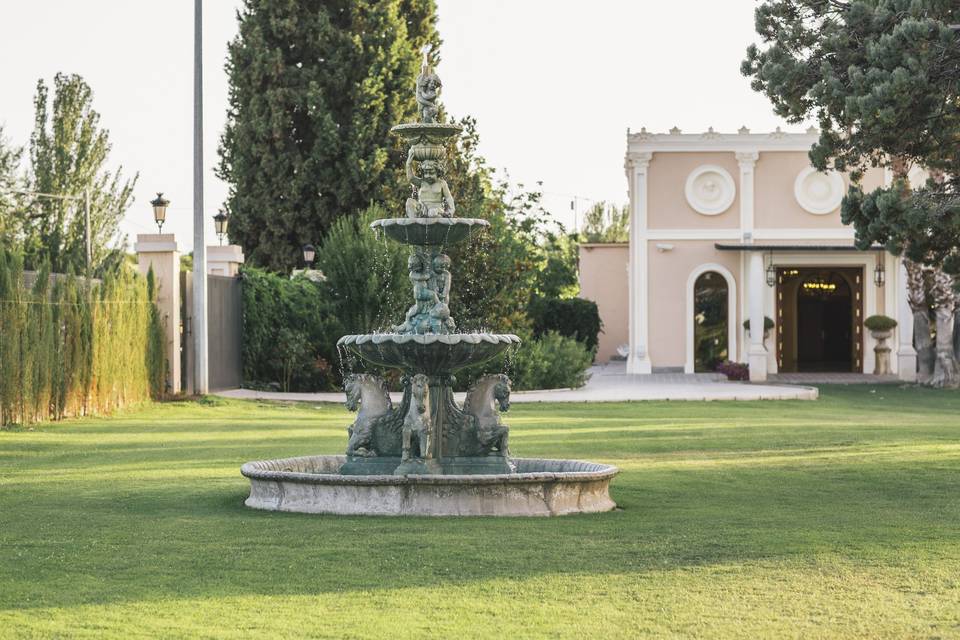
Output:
[
  {"left": 191, "top": 0, "right": 209, "bottom": 395},
  {"left": 151, "top": 192, "right": 169, "bottom": 233},
  {"left": 213, "top": 211, "right": 228, "bottom": 246},
  {"left": 302, "top": 243, "right": 316, "bottom": 268}
]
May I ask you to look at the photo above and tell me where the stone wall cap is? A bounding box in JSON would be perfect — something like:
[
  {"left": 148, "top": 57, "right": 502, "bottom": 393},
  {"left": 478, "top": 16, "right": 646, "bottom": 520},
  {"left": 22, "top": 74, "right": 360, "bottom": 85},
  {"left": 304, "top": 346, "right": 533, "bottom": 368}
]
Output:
[
  {"left": 135, "top": 233, "right": 178, "bottom": 253},
  {"left": 207, "top": 244, "right": 245, "bottom": 263}
]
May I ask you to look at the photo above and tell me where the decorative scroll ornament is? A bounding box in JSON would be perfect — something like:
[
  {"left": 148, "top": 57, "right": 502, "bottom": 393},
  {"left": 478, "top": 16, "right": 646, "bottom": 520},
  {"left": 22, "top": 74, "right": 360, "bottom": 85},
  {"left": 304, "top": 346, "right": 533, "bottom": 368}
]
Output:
[
  {"left": 685, "top": 165, "right": 735, "bottom": 215},
  {"left": 794, "top": 167, "right": 844, "bottom": 215}
]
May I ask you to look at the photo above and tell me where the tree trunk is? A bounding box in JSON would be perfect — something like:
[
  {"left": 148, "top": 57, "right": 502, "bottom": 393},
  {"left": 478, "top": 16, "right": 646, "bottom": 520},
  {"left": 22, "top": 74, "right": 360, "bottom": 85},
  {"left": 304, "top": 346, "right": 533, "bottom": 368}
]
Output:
[
  {"left": 953, "top": 309, "right": 960, "bottom": 361},
  {"left": 929, "top": 268, "right": 960, "bottom": 388},
  {"left": 905, "top": 259, "right": 935, "bottom": 382}
]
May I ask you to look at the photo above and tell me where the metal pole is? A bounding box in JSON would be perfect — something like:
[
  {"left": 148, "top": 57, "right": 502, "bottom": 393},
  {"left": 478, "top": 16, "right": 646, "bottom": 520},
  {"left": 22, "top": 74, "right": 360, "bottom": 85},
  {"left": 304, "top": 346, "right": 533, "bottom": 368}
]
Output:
[
  {"left": 83, "top": 188, "right": 91, "bottom": 272},
  {"left": 192, "top": 0, "right": 209, "bottom": 395}
]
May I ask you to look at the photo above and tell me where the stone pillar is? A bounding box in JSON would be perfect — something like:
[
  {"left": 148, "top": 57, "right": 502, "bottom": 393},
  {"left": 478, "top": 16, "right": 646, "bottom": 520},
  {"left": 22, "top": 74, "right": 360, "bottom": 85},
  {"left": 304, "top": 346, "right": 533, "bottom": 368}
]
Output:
[
  {"left": 626, "top": 151, "right": 653, "bottom": 374},
  {"left": 895, "top": 258, "right": 917, "bottom": 381},
  {"left": 135, "top": 234, "right": 181, "bottom": 394},
  {"left": 207, "top": 244, "right": 245, "bottom": 276},
  {"left": 747, "top": 250, "right": 768, "bottom": 381}
]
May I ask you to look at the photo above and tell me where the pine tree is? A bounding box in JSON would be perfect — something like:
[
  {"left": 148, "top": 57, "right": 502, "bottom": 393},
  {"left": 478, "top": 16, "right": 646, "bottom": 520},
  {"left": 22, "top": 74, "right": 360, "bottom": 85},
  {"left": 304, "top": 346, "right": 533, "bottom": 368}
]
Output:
[
  {"left": 22, "top": 74, "right": 136, "bottom": 274},
  {"left": 217, "top": 0, "right": 439, "bottom": 272},
  {"left": 743, "top": 0, "right": 960, "bottom": 386}
]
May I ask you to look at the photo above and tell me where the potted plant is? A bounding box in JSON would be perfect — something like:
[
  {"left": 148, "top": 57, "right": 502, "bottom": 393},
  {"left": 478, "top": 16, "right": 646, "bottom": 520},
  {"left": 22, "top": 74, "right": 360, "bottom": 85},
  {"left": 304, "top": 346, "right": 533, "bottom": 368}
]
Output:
[
  {"left": 743, "top": 316, "right": 775, "bottom": 342},
  {"left": 864, "top": 315, "right": 897, "bottom": 375}
]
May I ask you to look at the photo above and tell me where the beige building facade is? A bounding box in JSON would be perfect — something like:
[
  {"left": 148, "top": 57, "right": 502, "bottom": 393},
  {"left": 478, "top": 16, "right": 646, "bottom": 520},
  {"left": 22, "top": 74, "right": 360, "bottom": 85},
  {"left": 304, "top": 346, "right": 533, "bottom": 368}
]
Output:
[{"left": 578, "top": 128, "right": 918, "bottom": 381}]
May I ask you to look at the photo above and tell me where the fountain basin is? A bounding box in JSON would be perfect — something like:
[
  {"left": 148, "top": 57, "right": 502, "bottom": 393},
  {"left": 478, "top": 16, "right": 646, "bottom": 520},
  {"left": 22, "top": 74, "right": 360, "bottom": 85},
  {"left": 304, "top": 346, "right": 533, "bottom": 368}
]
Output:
[
  {"left": 338, "top": 332, "right": 520, "bottom": 375},
  {"left": 391, "top": 122, "right": 463, "bottom": 143},
  {"left": 241, "top": 455, "right": 619, "bottom": 516},
  {"left": 371, "top": 217, "right": 489, "bottom": 246}
]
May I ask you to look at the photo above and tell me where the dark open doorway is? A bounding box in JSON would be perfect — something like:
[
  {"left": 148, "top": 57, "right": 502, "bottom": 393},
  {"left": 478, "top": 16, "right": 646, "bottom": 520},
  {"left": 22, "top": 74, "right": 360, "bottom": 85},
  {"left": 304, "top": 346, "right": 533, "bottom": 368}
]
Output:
[{"left": 776, "top": 267, "right": 863, "bottom": 373}]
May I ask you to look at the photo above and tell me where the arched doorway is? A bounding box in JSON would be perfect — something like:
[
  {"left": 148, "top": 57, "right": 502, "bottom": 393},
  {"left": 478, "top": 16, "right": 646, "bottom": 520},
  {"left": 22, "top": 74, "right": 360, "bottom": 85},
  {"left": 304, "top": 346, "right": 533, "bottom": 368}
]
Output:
[
  {"left": 795, "top": 270, "right": 860, "bottom": 372},
  {"left": 693, "top": 271, "right": 729, "bottom": 372}
]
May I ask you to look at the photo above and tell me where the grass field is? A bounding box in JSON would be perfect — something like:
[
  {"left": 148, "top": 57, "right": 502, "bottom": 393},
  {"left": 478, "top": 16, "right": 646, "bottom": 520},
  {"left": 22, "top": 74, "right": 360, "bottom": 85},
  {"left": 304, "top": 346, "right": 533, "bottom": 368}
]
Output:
[{"left": 1, "top": 385, "right": 958, "bottom": 638}]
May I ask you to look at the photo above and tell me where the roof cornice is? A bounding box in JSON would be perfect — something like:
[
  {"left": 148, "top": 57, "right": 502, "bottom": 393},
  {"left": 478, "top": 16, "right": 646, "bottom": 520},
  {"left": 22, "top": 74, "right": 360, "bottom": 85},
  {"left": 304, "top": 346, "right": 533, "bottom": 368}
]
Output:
[{"left": 626, "top": 126, "right": 820, "bottom": 153}]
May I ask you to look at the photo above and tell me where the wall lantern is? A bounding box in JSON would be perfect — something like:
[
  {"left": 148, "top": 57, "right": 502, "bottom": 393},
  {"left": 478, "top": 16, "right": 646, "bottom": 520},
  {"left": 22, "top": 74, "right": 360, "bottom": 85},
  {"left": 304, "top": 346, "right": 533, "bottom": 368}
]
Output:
[
  {"left": 213, "top": 211, "right": 229, "bottom": 246},
  {"left": 874, "top": 252, "right": 886, "bottom": 288},
  {"left": 151, "top": 192, "right": 169, "bottom": 233},
  {"left": 765, "top": 251, "right": 776, "bottom": 287},
  {"left": 302, "top": 243, "right": 316, "bottom": 268}
]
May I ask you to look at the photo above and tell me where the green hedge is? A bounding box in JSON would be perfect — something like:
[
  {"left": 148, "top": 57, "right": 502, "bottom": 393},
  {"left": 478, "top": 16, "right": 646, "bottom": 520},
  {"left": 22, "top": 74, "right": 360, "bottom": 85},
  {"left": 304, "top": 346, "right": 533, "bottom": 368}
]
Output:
[
  {"left": 240, "top": 266, "right": 338, "bottom": 392},
  {"left": 510, "top": 331, "right": 594, "bottom": 390},
  {"left": 528, "top": 296, "right": 602, "bottom": 352},
  {"left": 0, "top": 249, "right": 164, "bottom": 427}
]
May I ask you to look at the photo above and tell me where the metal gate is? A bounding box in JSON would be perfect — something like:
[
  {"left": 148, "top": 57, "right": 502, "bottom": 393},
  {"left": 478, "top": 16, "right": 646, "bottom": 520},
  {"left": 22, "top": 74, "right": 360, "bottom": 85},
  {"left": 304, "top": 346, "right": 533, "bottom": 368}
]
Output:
[
  {"left": 178, "top": 271, "right": 243, "bottom": 393},
  {"left": 207, "top": 274, "right": 243, "bottom": 390}
]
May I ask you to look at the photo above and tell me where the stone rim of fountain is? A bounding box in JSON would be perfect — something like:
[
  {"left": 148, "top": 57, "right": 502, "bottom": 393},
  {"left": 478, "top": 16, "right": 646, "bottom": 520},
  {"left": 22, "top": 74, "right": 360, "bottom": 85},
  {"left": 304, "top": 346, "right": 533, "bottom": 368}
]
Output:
[
  {"left": 242, "top": 456, "right": 618, "bottom": 485},
  {"left": 242, "top": 455, "right": 620, "bottom": 517}
]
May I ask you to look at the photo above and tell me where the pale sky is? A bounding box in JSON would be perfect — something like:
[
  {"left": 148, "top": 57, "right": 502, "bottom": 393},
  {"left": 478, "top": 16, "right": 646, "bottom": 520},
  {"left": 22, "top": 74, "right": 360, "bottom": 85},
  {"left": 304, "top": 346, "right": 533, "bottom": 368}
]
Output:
[{"left": 0, "top": 0, "right": 798, "bottom": 252}]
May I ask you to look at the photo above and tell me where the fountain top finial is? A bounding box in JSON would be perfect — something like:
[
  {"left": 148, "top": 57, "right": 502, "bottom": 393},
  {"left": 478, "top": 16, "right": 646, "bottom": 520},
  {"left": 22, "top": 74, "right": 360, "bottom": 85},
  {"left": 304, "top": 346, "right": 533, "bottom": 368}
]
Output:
[
  {"left": 421, "top": 45, "right": 430, "bottom": 74},
  {"left": 416, "top": 49, "right": 441, "bottom": 124}
]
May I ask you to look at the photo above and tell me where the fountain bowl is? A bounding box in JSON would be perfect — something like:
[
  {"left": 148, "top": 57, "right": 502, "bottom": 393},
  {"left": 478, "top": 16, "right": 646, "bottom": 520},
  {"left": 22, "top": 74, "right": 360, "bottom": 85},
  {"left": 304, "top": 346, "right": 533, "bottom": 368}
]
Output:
[
  {"left": 338, "top": 332, "right": 520, "bottom": 375},
  {"left": 391, "top": 122, "right": 463, "bottom": 144},
  {"left": 242, "top": 455, "right": 619, "bottom": 516},
  {"left": 371, "top": 217, "right": 490, "bottom": 246}
]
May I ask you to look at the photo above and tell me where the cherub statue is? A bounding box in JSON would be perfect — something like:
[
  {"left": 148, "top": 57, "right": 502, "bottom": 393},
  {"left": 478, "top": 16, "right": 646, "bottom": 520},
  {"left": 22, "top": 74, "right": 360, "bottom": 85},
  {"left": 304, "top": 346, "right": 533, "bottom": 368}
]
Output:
[
  {"left": 416, "top": 60, "right": 441, "bottom": 123},
  {"left": 395, "top": 252, "right": 438, "bottom": 333},
  {"left": 431, "top": 254, "right": 452, "bottom": 305},
  {"left": 405, "top": 151, "right": 455, "bottom": 218},
  {"left": 428, "top": 302, "right": 456, "bottom": 334}
]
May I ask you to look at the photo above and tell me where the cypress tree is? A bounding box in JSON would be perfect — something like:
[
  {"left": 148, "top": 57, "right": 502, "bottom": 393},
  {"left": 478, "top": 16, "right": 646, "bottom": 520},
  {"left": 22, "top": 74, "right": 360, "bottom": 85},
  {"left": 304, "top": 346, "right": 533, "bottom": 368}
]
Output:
[{"left": 218, "top": 0, "right": 439, "bottom": 272}]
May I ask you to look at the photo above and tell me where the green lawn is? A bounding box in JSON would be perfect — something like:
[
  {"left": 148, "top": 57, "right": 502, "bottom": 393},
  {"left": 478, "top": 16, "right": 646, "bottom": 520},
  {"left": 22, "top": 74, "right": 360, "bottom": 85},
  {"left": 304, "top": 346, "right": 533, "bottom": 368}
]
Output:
[{"left": 1, "top": 386, "right": 959, "bottom": 639}]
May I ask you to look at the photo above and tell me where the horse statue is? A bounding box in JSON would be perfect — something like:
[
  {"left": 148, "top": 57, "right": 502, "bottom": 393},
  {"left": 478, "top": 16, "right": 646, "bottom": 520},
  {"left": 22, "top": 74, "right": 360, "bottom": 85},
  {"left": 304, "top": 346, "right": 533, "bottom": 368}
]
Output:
[
  {"left": 344, "top": 374, "right": 393, "bottom": 457},
  {"left": 462, "top": 374, "right": 511, "bottom": 456},
  {"left": 401, "top": 373, "right": 432, "bottom": 462}
]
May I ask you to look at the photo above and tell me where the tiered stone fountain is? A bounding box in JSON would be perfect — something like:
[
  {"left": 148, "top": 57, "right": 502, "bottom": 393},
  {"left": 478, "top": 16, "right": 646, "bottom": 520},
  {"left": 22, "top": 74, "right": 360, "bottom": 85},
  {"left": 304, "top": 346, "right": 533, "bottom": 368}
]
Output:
[{"left": 242, "top": 56, "right": 617, "bottom": 516}]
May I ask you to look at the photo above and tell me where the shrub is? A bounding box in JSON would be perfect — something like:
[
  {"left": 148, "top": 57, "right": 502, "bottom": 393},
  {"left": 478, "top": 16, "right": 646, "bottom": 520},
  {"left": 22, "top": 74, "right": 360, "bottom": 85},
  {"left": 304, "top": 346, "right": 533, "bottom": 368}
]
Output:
[
  {"left": 509, "top": 331, "right": 594, "bottom": 390},
  {"left": 528, "top": 296, "right": 602, "bottom": 352},
  {"left": 314, "top": 203, "right": 409, "bottom": 335},
  {"left": 240, "top": 266, "right": 338, "bottom": 392},
  {"left": 742, "top": 316, "right": 775, "bottom": 332},
  {"left": 864, "top": 314, "right": 897, "bottom": 332},
  {"left": 715, "top": 360, "right": 749, "bottom": 381},
  {"left": 0, "top": 248, "right": 164, "bottom": 427}
]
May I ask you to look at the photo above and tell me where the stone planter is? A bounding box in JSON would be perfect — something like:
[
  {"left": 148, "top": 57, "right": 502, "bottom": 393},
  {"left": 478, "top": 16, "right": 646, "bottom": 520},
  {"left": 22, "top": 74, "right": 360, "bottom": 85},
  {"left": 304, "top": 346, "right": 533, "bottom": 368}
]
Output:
[{"left": 871, "top": 329, "right": 893, "bottom": 375}]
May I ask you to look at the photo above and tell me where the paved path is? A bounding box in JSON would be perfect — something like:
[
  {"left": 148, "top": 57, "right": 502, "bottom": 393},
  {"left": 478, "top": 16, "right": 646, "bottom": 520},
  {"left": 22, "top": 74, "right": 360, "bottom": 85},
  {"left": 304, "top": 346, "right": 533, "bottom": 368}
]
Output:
[
  {"left": 769, "top": 372, "right": 900, "bottom": 384},
  {"left": 217, "top": 363, "right": 819, "bottom": 403}
]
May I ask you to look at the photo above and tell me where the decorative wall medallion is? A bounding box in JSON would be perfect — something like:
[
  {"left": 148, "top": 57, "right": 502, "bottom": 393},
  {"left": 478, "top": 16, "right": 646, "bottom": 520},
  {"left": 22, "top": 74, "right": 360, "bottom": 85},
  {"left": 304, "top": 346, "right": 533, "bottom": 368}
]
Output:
[
  {"left": 684, "top": 165, "right": 735, "bottom": 215},
  {"left": 794, "top": 167, "right": 844, "bottom": 215}
]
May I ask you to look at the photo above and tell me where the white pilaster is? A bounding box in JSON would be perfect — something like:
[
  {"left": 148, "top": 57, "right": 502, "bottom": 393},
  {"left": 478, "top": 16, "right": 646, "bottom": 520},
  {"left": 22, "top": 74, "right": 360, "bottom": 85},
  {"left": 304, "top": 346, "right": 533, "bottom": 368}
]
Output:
[
  {"left": 736, "top": 151, "right": 759, "bottom": 240},
  {"left": 747, "top": 250, "right": 768, "bottom": 381},
  {"left": 895, "top": 258, "right": 917, "bottom": 381},
  {"left": 737, "top": 151, "right": 759, "bottom": 365},
  {"left": 626, "top": 151, "right": 653, "bottom": 374}
]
